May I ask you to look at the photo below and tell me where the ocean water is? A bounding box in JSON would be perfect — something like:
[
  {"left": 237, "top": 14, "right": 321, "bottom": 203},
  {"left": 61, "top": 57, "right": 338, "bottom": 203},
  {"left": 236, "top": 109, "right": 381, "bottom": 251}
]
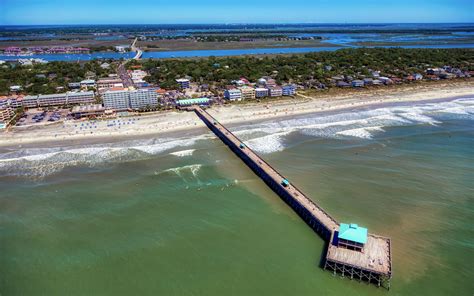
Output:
[{"left": 0, "top": 97, "right": 473, "bottom": 295}]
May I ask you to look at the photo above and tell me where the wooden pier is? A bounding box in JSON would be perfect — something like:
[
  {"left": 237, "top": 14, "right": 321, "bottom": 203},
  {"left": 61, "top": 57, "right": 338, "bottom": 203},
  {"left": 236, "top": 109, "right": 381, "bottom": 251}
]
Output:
[{"left": 191, "top": 106, "right": 392, "bottom": 289}]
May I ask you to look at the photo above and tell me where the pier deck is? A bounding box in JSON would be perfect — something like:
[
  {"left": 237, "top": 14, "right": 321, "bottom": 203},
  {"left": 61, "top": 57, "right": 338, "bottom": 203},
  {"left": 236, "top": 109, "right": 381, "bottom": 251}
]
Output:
[{"left": 191, "top": 106, "right": 392, "bottom": 289}]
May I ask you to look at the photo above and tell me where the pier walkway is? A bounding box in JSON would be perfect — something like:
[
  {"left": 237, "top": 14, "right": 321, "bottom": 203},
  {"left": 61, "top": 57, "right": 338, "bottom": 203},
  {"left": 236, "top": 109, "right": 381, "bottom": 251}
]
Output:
[{"left": 191, "top": 106, "right": 392, "bottom": 289}]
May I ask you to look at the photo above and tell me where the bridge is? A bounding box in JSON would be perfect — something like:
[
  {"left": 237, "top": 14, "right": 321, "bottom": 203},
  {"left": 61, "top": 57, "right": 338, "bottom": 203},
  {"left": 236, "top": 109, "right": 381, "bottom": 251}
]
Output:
[
  {"left": 191, "top": 106, "right": 392, "bottom": 289},
  {"left": 131, "top": 37, "right": 143, "bottom": 60}
]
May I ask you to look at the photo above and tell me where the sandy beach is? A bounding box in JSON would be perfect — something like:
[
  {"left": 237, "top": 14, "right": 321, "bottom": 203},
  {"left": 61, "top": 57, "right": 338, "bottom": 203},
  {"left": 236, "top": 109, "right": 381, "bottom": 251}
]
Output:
[{"left": 1, "top": 80, "right": 473, "bottom": 147}]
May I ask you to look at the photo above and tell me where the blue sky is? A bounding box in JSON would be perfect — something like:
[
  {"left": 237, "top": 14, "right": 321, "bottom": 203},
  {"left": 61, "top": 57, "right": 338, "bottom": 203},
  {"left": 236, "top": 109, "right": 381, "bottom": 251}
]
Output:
[{"left": 1, "top": 0, "right": 473, "bottom": 25}]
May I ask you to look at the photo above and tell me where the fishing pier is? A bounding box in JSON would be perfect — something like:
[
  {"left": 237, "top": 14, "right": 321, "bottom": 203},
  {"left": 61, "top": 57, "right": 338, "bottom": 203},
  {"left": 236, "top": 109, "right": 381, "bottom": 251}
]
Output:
[{"left": 191, "top": 106, "right": 392, "bottom": 289}]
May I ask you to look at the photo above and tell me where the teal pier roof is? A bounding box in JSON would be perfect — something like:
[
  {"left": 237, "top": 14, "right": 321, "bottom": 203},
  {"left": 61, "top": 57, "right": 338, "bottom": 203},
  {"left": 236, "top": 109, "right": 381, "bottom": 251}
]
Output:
[
  {"left": 338, "top": 223, "right": 368, "bottom": 244},
  {"left": 177, "top": 98, "right": 210, "bottom": 106}
]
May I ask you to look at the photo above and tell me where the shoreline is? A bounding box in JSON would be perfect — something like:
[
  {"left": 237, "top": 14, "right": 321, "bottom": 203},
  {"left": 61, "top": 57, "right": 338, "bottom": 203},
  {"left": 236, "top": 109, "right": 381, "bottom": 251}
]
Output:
[{"left": 1, "top": 81, "right": 473, "bottom": 148}]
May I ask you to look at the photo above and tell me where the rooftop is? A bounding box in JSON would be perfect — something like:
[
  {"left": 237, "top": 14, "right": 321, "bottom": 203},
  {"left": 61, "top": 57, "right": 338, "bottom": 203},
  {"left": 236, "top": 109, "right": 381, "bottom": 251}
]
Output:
[{"left": 338, "top": 223, "right": 368, "bottom": 244}]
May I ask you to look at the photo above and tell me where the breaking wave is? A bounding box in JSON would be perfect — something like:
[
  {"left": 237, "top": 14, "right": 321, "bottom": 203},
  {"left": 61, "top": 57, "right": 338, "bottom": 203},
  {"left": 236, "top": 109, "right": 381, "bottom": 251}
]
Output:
[
  {"left": 0, "top": 136, "right": 209, "bottom": 178},
  {"left": 237, "top": 97, "right": 474, "bottom": 154},
  {"left": 169, "top": 149, "right": 195, "bottom": 157}
]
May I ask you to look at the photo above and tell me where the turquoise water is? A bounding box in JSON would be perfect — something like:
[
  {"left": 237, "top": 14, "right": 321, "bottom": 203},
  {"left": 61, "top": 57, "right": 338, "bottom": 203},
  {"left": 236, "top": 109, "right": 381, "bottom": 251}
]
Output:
[{"left": 1, "top": 97, "right": 473, "bottom": 295}]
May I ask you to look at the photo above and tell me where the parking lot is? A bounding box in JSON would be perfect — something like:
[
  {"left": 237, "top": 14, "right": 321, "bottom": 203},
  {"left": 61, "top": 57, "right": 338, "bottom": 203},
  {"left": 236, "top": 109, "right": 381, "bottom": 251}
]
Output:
[{"left": 16, "top": 108, "right": 70, "bottom": 126}]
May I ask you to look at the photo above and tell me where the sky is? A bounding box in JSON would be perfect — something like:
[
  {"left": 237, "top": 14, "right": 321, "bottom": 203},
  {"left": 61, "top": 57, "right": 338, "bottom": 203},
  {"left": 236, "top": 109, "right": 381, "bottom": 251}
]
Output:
[{"left": 1, "top": 0, "right": 473, "bottom": 25}]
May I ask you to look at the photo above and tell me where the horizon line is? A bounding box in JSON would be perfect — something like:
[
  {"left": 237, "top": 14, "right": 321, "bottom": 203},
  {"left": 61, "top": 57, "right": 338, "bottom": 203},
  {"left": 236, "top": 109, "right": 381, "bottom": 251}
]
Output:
[{"left": 2, "top": 22, "right": 474, "bottom": 27}]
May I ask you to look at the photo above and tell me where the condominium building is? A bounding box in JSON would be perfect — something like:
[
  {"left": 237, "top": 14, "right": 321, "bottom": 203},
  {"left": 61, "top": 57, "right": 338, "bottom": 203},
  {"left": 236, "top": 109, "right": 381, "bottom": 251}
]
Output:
[
  {"left": 239, "top": 87, "right": 256, "bottom": 100},
  {"left": 282, "top": 84, "right": 297, "bottom": 96},
  {"left": 176, "top": 78, "right": 190, "bottom": 89},
  {"left": 102, "top": 88, "right": 130, "bottom": 110},
  {"left": 38, "top": 93, "right": 67, "bottom": 107},
  {"left": 23, "top": 95, "right": 39, "bottom": 108},
  {"left": 224, "top": 89, "right": 242, "bottom": 101},
  {"left": 0, "top": 107, "right": 15, "bottom": 123},
  {"left": 22, "top": 91, "right": 95, "bottom": 108},
  {"left": 0, "top": 96, "right": 23, "bottom": 108},
  {"left": 101, "top": 88, "right": 158, "bottom": 110},
  {"left": 67, "top": 91, "right": 95, "bottom": 105},
  {"left": 255, "top": 88, "right": 269, "bottom": 98},
  {"left": 129, "top": 89, "right": 159, "bottom": 109},
  {"left": 268, "top": 86, "right": 283, "bottom": 97}
]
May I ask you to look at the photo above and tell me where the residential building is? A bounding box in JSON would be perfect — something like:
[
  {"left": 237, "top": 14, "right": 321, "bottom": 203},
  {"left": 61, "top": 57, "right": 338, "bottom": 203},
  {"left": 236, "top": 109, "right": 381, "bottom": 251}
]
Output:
[
  {"left": 240, "top": 87, "right": 256, "bottom": 100},
  {"left": 0, "top": 96, "right": 23, "bottom": 108},
  {"left": 0, "top": 107, "right": 15, "bottom": 124},
  {"left": 10, "top": 85, "right": 22, "bottom": 92},
  {"left": 352, "top": 80, "right": 364, "bottom": 87},
  {"left": 176, "top": 78, "right": 190, "bottom": 89},
  {"left": 255, "top": 87, "right": 269, "bottom": 98},
  {"left": 378, "top": 77, "right": 393, "bottom": 85},
  {"left": 68, "top": 82, "right": 81, "bottom": 89},
  {"left": 23, "top": 95, "right": 39, "bottom": 108},
  {"left": 97, "top": 78, "right": 123, "bottom": 90},
  {"left": 67, "top": 91, "right": 95, "bottom": 105},
  {"left": 224, "top": 89, "right": 242, "bottom": 101},
  {"left": 282, "top": 84, "right": 297, "bottom": 96},
  {"left": 80, "top": 79, "right": 96, "bottom": 89},
  {"left": 268, "top": 86, "right": 283, "bottom": 97},
  {"left": 129, "top": 89, "right": 159, "bottom": 109},
  {"left": 363, "top": 78, "right": 373, "bottom": 85},
  {"left": 130, "top": 70, "right": 148, "bottom": 85},
  {"left": 336, "top": 81, "right": 351, "bottom": 88},
  {"left": 37, "top": 93, "right": 67, "bottom": 107},
  {"left": 102, "top": 88, "right": 130, "bottom": 110}
]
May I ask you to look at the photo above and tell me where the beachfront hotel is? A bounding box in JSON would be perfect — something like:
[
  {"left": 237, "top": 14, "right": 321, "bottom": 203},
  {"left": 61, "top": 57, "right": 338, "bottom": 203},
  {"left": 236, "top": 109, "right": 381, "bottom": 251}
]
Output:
[
  {"left": 102, "top": 88, "right": 130, "bottom": 110},
  {"left": 129, "top": 89, "right": 159, "bottom": 109},
  {"left": 102, "top": 88, "right": 159, "bottom": 110}
]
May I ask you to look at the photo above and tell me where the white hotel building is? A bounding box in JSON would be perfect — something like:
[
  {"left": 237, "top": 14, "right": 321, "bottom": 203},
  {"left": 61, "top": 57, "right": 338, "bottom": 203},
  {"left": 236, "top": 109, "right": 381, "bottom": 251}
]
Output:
[{"left": 102, "top": 88, "right": 159, "bottom": 110}]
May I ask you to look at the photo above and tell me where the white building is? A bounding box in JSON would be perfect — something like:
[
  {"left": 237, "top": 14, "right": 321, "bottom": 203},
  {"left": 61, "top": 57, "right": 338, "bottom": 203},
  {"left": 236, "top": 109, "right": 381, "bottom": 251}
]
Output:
[
  {"left": 80, "top": 79, "right": 96, "bottom": 89},
  {"left": 102, "top": 89, "right": 130, "bottom": 110},
  {"left": 129, "top": 89, "right": 159, "bottom": 109},
  {"left": 224, "top": 89, "right": 242, "bottom": 101},
  {"left": 176, "top": 78, "right": 190, "bottom": 89},
  {"left": 9, "top": 85, "right": 22, "bottom": 92}
]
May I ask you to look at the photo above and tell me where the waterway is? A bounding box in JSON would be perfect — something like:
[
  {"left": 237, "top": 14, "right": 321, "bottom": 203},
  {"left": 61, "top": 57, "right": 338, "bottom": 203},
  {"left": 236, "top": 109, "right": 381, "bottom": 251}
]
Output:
[
  {"left": 1, "top": 97, "right": 473, "bottom": 295},
  {"left": 1, "top": 43, "right": 474, "bottom": 62}
]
